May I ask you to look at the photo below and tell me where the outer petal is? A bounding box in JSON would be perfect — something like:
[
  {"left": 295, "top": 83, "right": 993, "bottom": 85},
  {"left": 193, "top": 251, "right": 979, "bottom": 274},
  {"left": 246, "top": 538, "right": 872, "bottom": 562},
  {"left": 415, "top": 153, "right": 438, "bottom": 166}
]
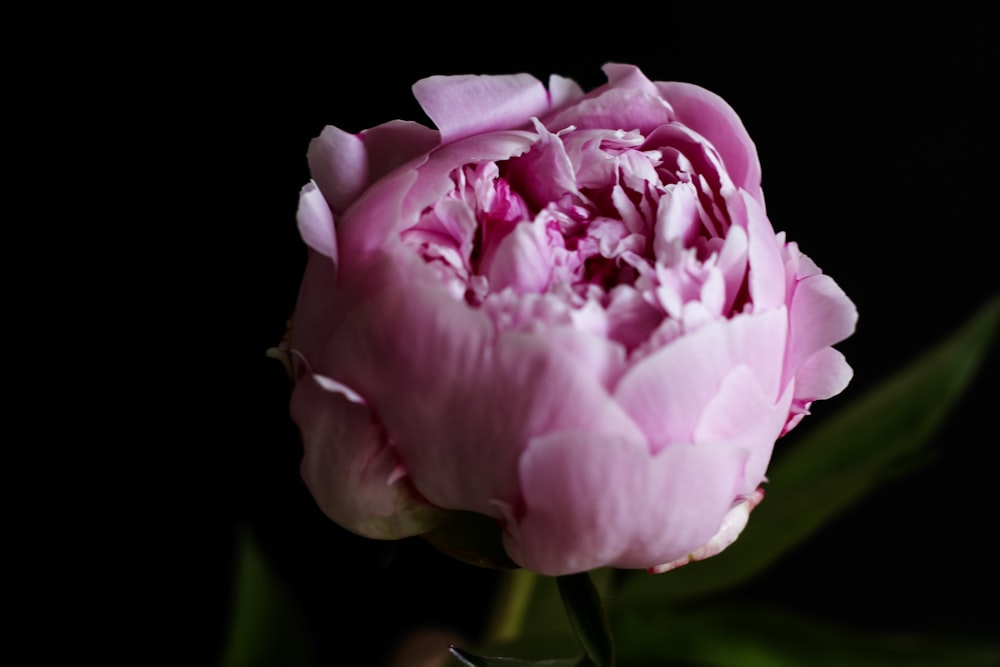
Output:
[
  {"left": 504, "top": 431, "right": 748, "bottom": 575},
  {"left": 649, "top": 487, "right": 765, "bottom": 573},
  {"left": 614, "top": 308, "right": 788, "bottom": 452},
  {"left": 412, "top": 73, "right": 549, "bottom": 144},
  {"left": 296, "top": 181, "right": 337, "bottom": 260},
  {"left": 656, "top": 81, "right": 764, "bottom": 205},
  {"left": 361, "top": 119, "right": 440, "bottom": 184},
  {"left": 794, "top": 346, "right": 853, "bottom": 404},
  {"left": 307, "top": 125, "right": 369, "bottom": 215},
  {"left": 320, "top": 257, "right": 645, "bottom": 516},
  {"left": 784, "top": 272, "right": 858, "bottom": 385},
  {"left": 292, "top": 370, "right": 443, "bottom": 539},
  {"left": 695, "top": 366, "right": 794, "bottom": 496},
  {"left": 547, "top": 74, "right": 584, "bottom": 111}
]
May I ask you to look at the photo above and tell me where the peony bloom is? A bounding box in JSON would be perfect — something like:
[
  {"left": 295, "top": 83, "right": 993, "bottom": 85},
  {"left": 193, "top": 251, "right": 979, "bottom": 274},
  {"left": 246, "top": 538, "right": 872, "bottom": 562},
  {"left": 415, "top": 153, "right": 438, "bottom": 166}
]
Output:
[{"left": 288, "top": 63, "right": 857, "bottom": 576}]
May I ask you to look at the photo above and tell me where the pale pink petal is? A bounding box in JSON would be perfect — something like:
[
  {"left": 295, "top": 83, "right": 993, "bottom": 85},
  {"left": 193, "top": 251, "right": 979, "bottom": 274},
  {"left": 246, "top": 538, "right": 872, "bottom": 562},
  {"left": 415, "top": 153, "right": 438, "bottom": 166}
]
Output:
[
  {"left": 504, "top": 431, "right": 748, "bottom": 575},
  {"left": 656, "top": 81, "right": 764, "bottom": 205},
  {"left": 339, "top": 131, "right": 537, "bottom": 263},
  {"left": 547, "top": 74, "right": 584, "bottom": 110},
  {"left": 784, "top": 272, "right": 858, "bottom": 385},
  {"left": 319, "top": 270, "right": 644, "bottom": 516},
  {"left": 345, "top": 131, "right": 537, "bottom": 259},
  {"left": 614, "top": 441, "right": 749, "bottom": 569},
  {"left": 543, "top": 85, "right": 674, "bottom": 135},
  {"left": 307, "top": 125, "right": 369, "bottom": 215},
  {"left": 412, "top": 73, "right": 549, "bottom": 144},
  {"left": 649, "top": 487, "right": 764, "bottom": 573},
  {"left": 601, "top": 63, "right": 664, "bottom": 96},
  {"left": 542, "top": 327, "right": 628, "bottom": 391},
  {"left": 715, "top": 224, "right": 749, "bottom": 314},
  {"left": 743, "top": 192, "right": 786, "bottom": 311},
  {"left": 504, "top": 120, "right": 582, "bottom": 210},
  {"left": 292, "top": 371, "right": 444, "bottom": 539},
  {"left": 296, "top": 181, "right": 337, "bottom": 260},
  {"left": 791, "top": 344, "right": 854, "bottom": 404},
  {"left": 695, "top": 367, "right": 794, "bottom": 496},
  {"left": 487, "top": 221, "right": 552, "bottom": 295},
  {"left": 504, "top": 433, "right": 650, "bottom": 575},
  {"left": 614, "top": 308, "right": 788, "bottom": 451}
]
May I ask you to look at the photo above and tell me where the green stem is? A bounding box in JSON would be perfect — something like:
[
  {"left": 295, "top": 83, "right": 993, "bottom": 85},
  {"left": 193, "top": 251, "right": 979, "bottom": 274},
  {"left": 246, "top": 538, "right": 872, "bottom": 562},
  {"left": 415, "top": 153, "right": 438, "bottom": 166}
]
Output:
[
  {"left": 482, "top": 568, "right": 538, "bottom": 646},
  {"left": 556, "top": 571, "right": 616, "bottom": 667}
]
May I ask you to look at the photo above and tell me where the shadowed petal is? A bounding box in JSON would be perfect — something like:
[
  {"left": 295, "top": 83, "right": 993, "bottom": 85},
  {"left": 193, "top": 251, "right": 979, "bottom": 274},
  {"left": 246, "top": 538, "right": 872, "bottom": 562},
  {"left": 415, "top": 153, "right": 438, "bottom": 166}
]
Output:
[
  {"left": 656, "top": 81, "right": 763, "bottom": 205},
  {"left": 361, "top": 119, "right": 440, "bottom": 183},
  {"left": 292, "top": 371, "right": 444, "bottom": 539}
]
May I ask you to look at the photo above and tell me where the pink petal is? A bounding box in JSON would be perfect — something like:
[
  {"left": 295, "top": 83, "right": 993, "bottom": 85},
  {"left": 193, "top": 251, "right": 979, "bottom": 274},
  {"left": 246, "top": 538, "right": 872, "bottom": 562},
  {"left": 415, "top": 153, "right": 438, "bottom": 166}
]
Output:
[
  {"left": 504, "top": 431, "right": 748, "bottom": 575},
  {"left": 617, "top": 441, "right": 750, "bottom": 570},
  {"left": 784, "top": 272, "right": 858, "bottom": 385},
  {"left": 791, "top": 344, "right": 854, "bottom": 404},
  {"left": 336, "top": 168, "right": 421, "bottom": 266},
  {"left": 649, "top": 487, "right": 764, "bottom": 573},
  {"left": 412, "top": 73, "right": 549, "bottom": 144},
  {"left": 601, "top": 63, "right": 664, "bottom": 96},
  {"left": 543, "top": 85, "right": 673, "bottom": 135},
  {"left": 547, "top": 74, "right": 584, "bottom": 111},
  {"left": 695, "top": 366, "right": 794, "bottom": 496},
  {"left": 296, "top": 181, "right": 337, "bottom": 260},
  {"left": 504, "top": 433, "right": 650, "bottom": 575},
  {"left": 656, "top": 81, "right": 764, "bottom": 205},
  {"left": 318, "top": 267, "right": 644, "bottom": 516},
  {"left": 292, "top": 370, "right": 443, "bottom": 539},
  {"left": 307, "top": 125, "right": 369, "bottom": 215},
  {"left": 340, "top": 131, "right": 538, "bottom": 266},
  {"left": 487, "top": 221, "right": 552, "bottom": 295},
  {"left": 504, "top": 121, "right": 582, "bottom": 210},
  {"left": 542, "top": 62, "right": 672, "bottom": 135},
  {"left": 743, "top": 192, "right": 786, "bottom": 311},
  {"left": 614, "top": 308, "right": 788, "bottom": 451},
  {"left": 361, "top": 119, "right": 440, "bottom": 184}
]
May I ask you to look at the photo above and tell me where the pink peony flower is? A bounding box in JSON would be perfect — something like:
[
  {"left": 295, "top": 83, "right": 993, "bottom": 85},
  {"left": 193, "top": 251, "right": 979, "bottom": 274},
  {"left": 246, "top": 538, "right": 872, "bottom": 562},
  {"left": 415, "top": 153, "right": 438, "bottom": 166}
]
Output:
[{"left": 288, "top": 63, "right": 857, "bottom": 576}]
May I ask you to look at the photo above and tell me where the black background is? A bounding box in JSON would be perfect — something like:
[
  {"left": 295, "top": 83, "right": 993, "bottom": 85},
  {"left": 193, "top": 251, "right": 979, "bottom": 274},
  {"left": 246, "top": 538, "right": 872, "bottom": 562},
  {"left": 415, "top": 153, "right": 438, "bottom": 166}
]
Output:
[{"left": 117, "top": 7, "right": 997, "bottom": 666}]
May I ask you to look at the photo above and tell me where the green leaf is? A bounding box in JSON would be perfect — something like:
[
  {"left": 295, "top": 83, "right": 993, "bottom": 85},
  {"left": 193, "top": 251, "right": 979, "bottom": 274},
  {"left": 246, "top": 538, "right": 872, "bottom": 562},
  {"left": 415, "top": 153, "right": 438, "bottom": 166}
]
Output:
[
  {"left": 423, "top": 510, "right": 520, "bottom": 570},
  {"left": 557, "top": 572, "right": 617, "bottom": 667},
  {"left": 616, "top": 295, "right": 1000, "bottom": 607},
  {"left": 216, "top": 528, "right": 315, "bottom": 667},
  {"left": 612, "top": 602, "right": 1000, "bottom": 667},
  {"left": 449, "top": 645, "right": 585, "bottom": 666}
]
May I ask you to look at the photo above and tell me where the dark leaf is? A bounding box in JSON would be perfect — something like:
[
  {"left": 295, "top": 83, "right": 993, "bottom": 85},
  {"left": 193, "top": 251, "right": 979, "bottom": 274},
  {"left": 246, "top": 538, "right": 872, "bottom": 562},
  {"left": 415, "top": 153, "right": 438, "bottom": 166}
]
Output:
[{"left": 557, "top": 572, "right": 616, "bottom": 667}]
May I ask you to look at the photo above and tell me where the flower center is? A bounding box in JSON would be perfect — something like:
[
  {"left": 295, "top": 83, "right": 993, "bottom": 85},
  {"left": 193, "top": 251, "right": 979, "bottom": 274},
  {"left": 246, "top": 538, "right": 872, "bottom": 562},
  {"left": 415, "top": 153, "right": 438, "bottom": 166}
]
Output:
[{"left": 400, "top": 123, "right": 750, "bottom": 356}]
